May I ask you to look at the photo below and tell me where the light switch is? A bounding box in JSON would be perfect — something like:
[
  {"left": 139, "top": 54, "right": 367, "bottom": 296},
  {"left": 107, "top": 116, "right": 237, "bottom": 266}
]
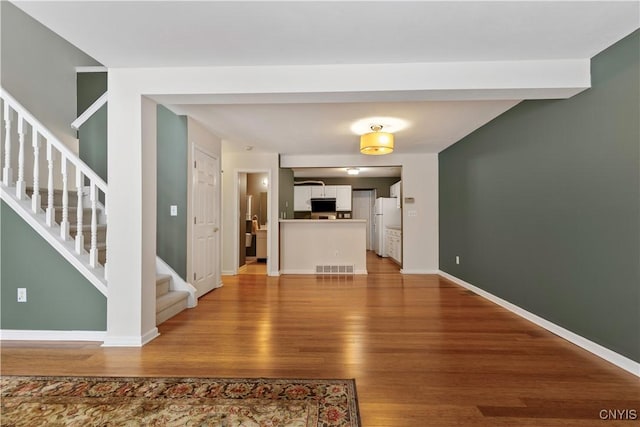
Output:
[{"left": 170, "top": 205, "right": 178, "bottom": 216}]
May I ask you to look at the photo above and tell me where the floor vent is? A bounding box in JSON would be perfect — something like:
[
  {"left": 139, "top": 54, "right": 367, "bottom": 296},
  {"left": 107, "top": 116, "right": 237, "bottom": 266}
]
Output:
[{"left": 315, "top": 264, "right": 355, "bottom": 275}]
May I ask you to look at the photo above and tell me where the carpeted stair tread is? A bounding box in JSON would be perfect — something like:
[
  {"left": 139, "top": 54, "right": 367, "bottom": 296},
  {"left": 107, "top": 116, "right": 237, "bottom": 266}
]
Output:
[
  {"left": 156, "top": 290, "right": 189, "bottom": 312},
  {"left": 156, "top": 274, "right": 171, "bottom": 297},
  {"left": 69, "top": 224, "right": 108, "bottom": 232}
]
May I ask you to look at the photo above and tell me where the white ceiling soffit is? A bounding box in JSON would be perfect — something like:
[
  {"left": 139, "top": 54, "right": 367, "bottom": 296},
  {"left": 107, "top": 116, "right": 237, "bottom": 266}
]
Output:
[
  {"left": 12, "top": 1, "right": 638, "bottom": 156},
  {"left": 13, "top": 1, "right": 640, "bottom": 68}
]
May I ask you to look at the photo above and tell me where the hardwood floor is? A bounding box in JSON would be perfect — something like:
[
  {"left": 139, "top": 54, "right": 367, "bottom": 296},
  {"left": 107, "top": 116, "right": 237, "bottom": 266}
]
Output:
[{"left": 2, "top": 252, "right": 638, "bottom": 426}]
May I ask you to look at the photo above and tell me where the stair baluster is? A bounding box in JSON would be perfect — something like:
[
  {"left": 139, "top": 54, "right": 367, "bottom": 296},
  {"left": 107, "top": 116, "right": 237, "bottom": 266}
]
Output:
[
  {"left": 60, "top": 156, "right": 70, "bottom": 240},
  {"left": 2, "top": 102, "right": 13, "bottom": 186},
  {"left": 45, "top": 142, "right": 55, "bottom": 226},
  {"left": 89, "top": 184, "right": 99, "bottom": 268},
  {"left": 31, "top": 131, "right": 41, "bottom": 213},
  {"left": 75, "top": 170, "right": 84, "bottom": 254},
  {"left": 16, "top": 116, "right": 26, "bottom": 199}
]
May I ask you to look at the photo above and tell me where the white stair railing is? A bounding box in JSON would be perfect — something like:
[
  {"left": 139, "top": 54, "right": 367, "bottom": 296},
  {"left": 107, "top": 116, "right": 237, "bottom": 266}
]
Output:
[{"left": 0, "top": 87, "right": 108, "bottom": 282}]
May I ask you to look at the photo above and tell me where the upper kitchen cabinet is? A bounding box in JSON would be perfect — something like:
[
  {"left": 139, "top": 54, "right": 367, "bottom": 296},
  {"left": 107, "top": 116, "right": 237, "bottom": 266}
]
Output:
[
  {"left": 294, "top": 184, "right": 352, "bottom": 212},
  {"left": 335, "top": 185, "right": 352, "bottom": 211},
  {"left": 294, "top": 186, "right": 311, "bottom": 211},
  {"left": 311, "top": 186, "right": 326, "bottom": 199}
]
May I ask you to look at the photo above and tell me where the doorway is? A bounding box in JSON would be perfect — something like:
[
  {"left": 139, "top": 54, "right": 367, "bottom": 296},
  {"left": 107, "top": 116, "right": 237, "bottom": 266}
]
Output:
[{"left": 238, "top": 172, "right": 269, "bottom": 275}]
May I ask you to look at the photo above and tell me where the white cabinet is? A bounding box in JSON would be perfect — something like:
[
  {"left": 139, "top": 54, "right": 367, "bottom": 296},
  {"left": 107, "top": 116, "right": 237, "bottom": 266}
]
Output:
[
  {"left": 310, "top": 186, "right": 325, "bottom": 199},
  {"left": 256, "top": 229, "right": 267, "bottom": 259},
  {"left": 335, "top": 185, "right": 352, "bottom": 211},
  {"left": 385, "top": 228, "right": 402, "bottom": 264},
  {"left": 295, "top": 185, "right": 352, "bottom": 211},
  {"left": 294, "top": 186, "right": 311, "bottom": 211}
]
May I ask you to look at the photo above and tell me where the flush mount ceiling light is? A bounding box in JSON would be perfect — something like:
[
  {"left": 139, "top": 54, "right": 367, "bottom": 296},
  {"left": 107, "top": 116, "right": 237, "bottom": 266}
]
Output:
[
  {"left": 360, "top": 125, "right": 394, "bottom": 155},
  {"left": 347, "top": 168, "right": 360, "bottom": 175}
]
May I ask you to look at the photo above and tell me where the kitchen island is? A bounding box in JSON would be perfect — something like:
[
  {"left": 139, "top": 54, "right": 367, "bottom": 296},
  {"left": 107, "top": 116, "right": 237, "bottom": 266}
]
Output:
[{"left": 279, "top": 219, "right": 367, "bottom": 274}]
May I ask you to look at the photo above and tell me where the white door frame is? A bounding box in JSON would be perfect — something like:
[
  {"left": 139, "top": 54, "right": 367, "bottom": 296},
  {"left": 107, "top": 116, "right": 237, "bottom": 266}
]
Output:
[
  {"left": 232, "top": 168, "right": 272, "bottom": 275},
  {"left": 187, "top": 143, "right": 222, "bottom": 293}
]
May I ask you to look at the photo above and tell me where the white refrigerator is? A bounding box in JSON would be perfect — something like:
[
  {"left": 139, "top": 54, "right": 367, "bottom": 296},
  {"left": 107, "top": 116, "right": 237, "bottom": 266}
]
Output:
[{"left": 373, "top": 197, "right": 401, "bottom": 257}]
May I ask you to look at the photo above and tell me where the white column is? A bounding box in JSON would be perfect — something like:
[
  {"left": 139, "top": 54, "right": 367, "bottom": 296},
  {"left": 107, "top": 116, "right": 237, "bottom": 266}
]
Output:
[
  {"left": 89, "top": 184, "right": 99, "bottom": 267},
  {"left": 3, "top": 103, "right": 13, "bottom": 186},
  {"left": 15, "top": 116, "right": 26, "bottom": 199},
  {"left": 103, "top": 77, "right": 158, "bottom": 347},
  {"left": 75, "top": 170, "right": 85, "bottom": 254},
  {"left": 31, "top": 131, "right": 41, "bottom": 213},
  {"left": 59, "top": 156, "right": 70, "bottom": 240},
  {"left": 45, "top": 143, "right": 55, "bottom": 226}
]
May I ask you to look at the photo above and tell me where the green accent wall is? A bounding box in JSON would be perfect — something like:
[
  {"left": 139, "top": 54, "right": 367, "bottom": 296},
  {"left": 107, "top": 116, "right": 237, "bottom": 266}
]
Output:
[
  {"left": 77, "top": 72, "right": 108, "bottom": 182},
  {"left": 156, "top": 105, "right": 188, "bottom": 279},
  {"left": 0, "top": 202, "right": 106, "bottom": 330},
  {"left": 439, "top": 31, "right": 639, "bottom": 362}
]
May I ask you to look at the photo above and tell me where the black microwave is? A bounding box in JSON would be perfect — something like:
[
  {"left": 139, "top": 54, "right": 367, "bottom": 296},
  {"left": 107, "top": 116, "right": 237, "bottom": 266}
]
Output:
[{"left": 310, "top": 198, "right": 336, "bottom": 213}]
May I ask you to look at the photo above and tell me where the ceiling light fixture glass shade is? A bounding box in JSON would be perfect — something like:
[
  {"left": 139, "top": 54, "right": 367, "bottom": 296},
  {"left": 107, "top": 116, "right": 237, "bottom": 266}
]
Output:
[
  {"left": 360, "top": 125, "right": 394, "bottom": 155},
  {"left": 347, "top": 168, "right": 360, "bottom": 175}
]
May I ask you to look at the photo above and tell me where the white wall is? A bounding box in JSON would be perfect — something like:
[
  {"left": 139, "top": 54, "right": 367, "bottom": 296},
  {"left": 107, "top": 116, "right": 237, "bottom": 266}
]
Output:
[
  {"left": 280, "top": 153, "right": 439, "bottom": 273},
  {"left": 187, "top": 117, "right": 222, "bottom": 289},
  {"left": 0, "top": 1, "right": 101, "bottom": 151},
  {"left": 221, "top": 151, "right": 280, "bottom": 276}
]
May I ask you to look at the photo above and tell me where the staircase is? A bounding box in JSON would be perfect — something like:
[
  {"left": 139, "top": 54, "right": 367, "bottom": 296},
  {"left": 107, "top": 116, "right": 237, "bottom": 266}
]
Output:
[{"left": 0, "top": 87, "right": 193, "bottom": 331}]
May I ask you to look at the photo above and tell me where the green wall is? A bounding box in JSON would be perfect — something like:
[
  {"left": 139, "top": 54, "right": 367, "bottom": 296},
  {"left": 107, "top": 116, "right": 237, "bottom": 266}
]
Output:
[
  {"left": 77, "top": 72, "right": 108, "bottom": 182},
  {"left": 439, "top": 31, "right": 639, "bottom": 362},
  {"left": 156, "top": 105, "right": 188, "bottom": 279},
  {"left": 0, "top": 202, "right": 107, "bottom": 330}
]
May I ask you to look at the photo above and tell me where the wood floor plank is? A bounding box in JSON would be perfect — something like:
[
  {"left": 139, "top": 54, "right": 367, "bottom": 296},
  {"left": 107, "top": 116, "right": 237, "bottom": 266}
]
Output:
[{"left": 1, "top": 252, "right": 638, "bottom": 426}]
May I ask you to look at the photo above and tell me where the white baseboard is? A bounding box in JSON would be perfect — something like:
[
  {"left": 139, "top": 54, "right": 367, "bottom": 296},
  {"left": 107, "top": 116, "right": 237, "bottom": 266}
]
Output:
[
  {"left": 101, "top": 327, "right": 159, "bottom": 347},
  {"left": 438, "top": 270, "right": 640, "bottom": 377},
  {"left": 401, "top": 269, "right": 440, "bottom": 274},
  {"left": 0, "top": 329, "right": 106, "bottom": 342}
]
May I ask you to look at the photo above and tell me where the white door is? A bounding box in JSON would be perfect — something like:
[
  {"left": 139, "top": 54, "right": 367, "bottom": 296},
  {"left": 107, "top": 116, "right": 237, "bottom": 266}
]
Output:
[
  {"left": 352, "top": 190, "right": 374, "bottom": 250},
  {"left": 192, "top": 148, "right": 219, "bottom": 297}
]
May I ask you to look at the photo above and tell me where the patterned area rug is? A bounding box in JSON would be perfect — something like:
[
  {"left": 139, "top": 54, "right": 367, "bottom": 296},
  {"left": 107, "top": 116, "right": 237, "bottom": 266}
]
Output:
[{"left": 0, "top": 376, "right": 361, "bottom": 426}]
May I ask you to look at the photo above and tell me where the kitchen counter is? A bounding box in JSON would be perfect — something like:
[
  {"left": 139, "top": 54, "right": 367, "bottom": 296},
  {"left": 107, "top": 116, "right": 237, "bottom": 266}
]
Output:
[
  {"left": 385, "top": 224, "right": 402, "bottom": 230},
  {"left": 279, "top": 219, "right": 367, "bottom": 274}
]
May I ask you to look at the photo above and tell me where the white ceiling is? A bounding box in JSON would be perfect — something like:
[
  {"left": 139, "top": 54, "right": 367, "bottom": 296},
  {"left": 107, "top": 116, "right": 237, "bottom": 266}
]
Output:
[{"left": 13, "top": 1, "right": 640, "bottom": 175}]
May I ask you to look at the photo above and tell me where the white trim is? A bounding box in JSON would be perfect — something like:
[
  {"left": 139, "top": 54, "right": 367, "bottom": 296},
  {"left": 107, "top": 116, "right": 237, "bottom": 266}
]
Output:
[
  {"left": 401, "top": 269, "right": 440, "bottom": 275},
  {"left": 71, "top": 92, "right": 107, "bottom": 130},
  {"left": 0, "top": 329, "right": 106, "bottom": 342},
  {"left": 156, "top": 256, "right": 197, "bottom": 308},
  {"left": 1, "top": 184, "right": 108, "bottom": 296},
  {"left": 75, "top": 66, "right": 108, "bottom": 73},
  {"left": 439, "top": 271, "right": 640, "bottom": 378},
  {"left": 102, "top": 327, "right": 159, "bottom": 347}
]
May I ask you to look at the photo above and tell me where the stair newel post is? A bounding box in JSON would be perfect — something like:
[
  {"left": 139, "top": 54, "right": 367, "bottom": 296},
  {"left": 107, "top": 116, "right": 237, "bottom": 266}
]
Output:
[
  {"left": 31, "top": 130, "right": 41, "bottom": 213},
  {"left": 45, "top": 142, "right": 55, "bottom": 227},
  {"left": 60, "top": 155, "right": 70, "bottom": 240},
  {"left": 2, "top": 102, "right": 13, "bottom": 186},
  {"left": 15, "top": 115, "right": 26, "bottom": 199},
  {"left": 89, "top": 183, "right": 99, "bottom": 268},
  {"left": 75, "top": 169, "right": 84, "bottom": 254}
]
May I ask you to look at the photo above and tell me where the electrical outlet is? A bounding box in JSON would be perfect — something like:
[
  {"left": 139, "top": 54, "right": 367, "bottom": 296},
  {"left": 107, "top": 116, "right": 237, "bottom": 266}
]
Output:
[
  {"left": 17, "top": 288, "right": 27, "bottom": 302},
  {"left": 170, "top": 205, "right": 178, "bottom": 216},
  {"left": 456, "top": 256, "right": 460, "bottom": 265}
]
